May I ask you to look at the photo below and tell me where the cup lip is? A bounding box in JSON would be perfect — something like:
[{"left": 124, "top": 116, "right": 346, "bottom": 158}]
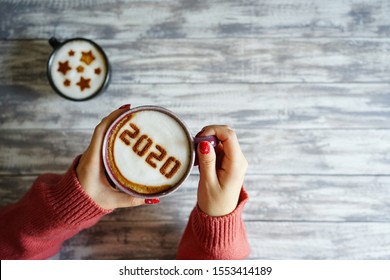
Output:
[
  {"left": 47, "top": 37, "right": 111, "bottom": 101},
  {"left": 102, "top": 105, "right": 196, "bottom": 198}
]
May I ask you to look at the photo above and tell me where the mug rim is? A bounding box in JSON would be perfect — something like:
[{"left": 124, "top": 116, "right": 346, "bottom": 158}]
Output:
[
  {"left": 47, "top": 37, "right": 111, "bottom": 101},
  {"left": 102, "top": 105, "right": 196, "bottom": 198}
]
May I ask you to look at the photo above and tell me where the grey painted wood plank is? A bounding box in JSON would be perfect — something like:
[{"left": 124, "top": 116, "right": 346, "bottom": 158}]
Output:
[
  {"left": 56, "top": 220, "right": 390, "bottom": 259},
  {"left": 2, "top": 0, "right": 390, "bottom": 262},
  {"left": 1, "top": 0, "right": 390, "bottom": 39},
  {"left": 1, "top": 175, "right": 390, "bottom": 222},
  {"left": 0, "top": 130, "right": 90, "bottom": 175},
  {"left": 1, "top": 129, "right": 390, "bottom": 175},
  {"left": 1, "top": 38, "right": 390, "bottom": 84},
  {"left": 242, "top": 129, "right": 390, "bottom": 176},
  {"left": 2, "top": 83, "right": 390, "bottom": 130},
  {"left": 246, "top": 221, "right": 390, "bottom": 259},
  {"left": 58, "top": 220, "right": 185, "bottom": 260}
]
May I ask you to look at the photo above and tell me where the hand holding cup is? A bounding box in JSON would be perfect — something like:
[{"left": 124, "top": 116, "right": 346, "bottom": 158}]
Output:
[
  {"left": 196, "top": 126, "right": 248, "bottom": 217},
  {"left": 76, "top": 105, "right": 146, "bottom": 210}
]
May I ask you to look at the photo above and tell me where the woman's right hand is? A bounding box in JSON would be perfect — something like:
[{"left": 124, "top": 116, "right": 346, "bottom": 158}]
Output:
[
  {"left": 76, "top": 105, "right": 156, "bottom": 210},
  {"left": 196, "top": 125, "right": 248, "bottom": 217}
]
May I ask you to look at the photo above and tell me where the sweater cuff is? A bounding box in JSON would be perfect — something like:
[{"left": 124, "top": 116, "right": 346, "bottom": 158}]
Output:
[
  {"left": 45, "top": 156, "right": 112, "bottom": 227},
  {"left": 192, "top": 188, "right": 249, "bottom": 254}
]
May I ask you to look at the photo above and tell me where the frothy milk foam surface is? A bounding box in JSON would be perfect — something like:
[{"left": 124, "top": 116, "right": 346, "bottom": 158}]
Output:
[
  {"left": 50, "top": 40, "right": 107, "bottom": 100},
  {"left": 108, "top": 110, "right": 192, "bottom": 194}
]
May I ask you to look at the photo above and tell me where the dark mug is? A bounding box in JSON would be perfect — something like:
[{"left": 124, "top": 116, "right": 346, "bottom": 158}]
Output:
[{"left": 47, "top": 37, "right": 111, "bottom": 101}]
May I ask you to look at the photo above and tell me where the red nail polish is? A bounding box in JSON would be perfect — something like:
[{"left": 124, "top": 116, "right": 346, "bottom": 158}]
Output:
[
  {"left": 145, "top": 198, "right": 160, "bottom": 204},
  {"left": 119, "top": 104, "right": 131, "bottom": 110},
  {"left": 199, "top": 141, "right": 210, "bottom": 155}
]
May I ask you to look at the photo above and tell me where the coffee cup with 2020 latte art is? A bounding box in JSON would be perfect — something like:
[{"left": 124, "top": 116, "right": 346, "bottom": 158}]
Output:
[{"left": 102, "top": 106, "right": 218, "bottom": 198}]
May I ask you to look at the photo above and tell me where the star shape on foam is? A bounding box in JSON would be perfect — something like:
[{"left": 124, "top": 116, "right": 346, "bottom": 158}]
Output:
[
  {"left": 80, "top": 50, "right": 95, "bottom": 65},
  {"left": 68, "top": 50, "right": 75, "bottom": 56},
  {"left": 76, "top": 76, "right": 91, "bottom": 91},
  {"left": 57, "top": 61, "right": 71, "bottom": 75},
  {"left": 63, "top": 79, "right": 71, "bottom": 87},
  {"left": 77, "top": 65, "right": 84, "bottom": 73},
  {"left": 94, "top": 67, "right": 101, "bottom": 75}
]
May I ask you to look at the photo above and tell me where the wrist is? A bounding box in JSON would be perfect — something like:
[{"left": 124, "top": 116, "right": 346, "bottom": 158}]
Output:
[
  {"left": 48, "top": 156, "right": 112, "bottom": 226},
  {"left": 198, "top": 187, "right": 248, "bottom": 217},
  {"left": 191, "top": 188, "right": 250, "bottom": 259},
  {"left": 74, "top": 154, "right": 105, "bottom": 208}
]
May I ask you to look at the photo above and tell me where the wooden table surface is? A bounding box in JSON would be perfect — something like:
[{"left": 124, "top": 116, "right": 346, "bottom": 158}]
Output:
[{"left": 1, "top": 0, "right": 390, "bottom": 259}]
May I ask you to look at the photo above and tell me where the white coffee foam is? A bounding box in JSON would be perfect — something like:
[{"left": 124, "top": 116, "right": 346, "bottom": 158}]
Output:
[
  {"left": 112, "top": 110, "right": 192, "bottom": 188},
  {"left": 50, "top": 40, "right": 107, "bottom": 100}
]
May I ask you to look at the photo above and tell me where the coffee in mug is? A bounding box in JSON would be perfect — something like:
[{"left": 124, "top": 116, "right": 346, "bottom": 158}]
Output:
[
  {"left": 102, "top": 106, "right": 218, "bottom": 198},
  {"left": 47, "top": 37, "right": 110, "bottom": 101}
]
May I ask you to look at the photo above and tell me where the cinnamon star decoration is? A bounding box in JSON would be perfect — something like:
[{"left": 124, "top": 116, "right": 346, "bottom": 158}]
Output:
[
  {"left": 63, "top": 79, "right": 71, "bottom": 87},
  {"left": 80, "top": 50, "right": 96, "bottom": 65},
  {"left": 76, "top": 76, "right": 91, "bottom": 91},
  {"left": 57, "top": 61, "right": 72, "bottom": 75},
  {"left": 94, "top": 67, "right": 101, "bottom": 75}
]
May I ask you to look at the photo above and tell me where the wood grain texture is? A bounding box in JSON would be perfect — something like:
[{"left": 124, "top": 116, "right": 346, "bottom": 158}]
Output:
[
  {"left": 2, "top": 175, "right": 390, "bottom": 222},
  {"left": 1, "top": 0, "right": 390, "bottom": 39},
  {"left": 54, "top": 220, "right": 390, "bottom": 259},
  {"left": 1, "top": 0, "right": 390, "bottom": 260},
  {"left": 2, "top": 83, "right": 390, "bottom": 130},
  {"left": 2, "top": 128, "right": 390, "bottom": 175},
  {"left": 246, "top": 222, "right": 390, "bottom": 259},
  {"left": 1, "top": 38, "right": 390, "bottom": 84},
  {"left": 57, "top": 221, "right": 185, "bottom": 260}
]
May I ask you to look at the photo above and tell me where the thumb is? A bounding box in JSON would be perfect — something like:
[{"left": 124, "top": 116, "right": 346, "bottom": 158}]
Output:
[{"left": 197, "top": 141, "right": 218, "bottom": 186}]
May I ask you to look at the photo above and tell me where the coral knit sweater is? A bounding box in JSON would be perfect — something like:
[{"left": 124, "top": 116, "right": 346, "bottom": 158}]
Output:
[{"left": 0, "top": 156, "right": 250, "bottom": 260}]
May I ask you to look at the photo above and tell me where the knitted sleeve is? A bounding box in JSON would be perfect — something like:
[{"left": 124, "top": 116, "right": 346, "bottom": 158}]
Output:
[
  {"left": 0, "top": 156, "right": 112, "bottom": 260},
  {"left": 176, "top": 188, "right": 250, "bottom": 260}
]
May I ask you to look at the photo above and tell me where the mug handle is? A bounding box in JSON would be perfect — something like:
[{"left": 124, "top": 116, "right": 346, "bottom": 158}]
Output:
[
  {"left": 193, "top": 135, "right": 219, "bottom": 148},
  {"left": 48, "top": 37, "right": 61, "bottom": 48}
]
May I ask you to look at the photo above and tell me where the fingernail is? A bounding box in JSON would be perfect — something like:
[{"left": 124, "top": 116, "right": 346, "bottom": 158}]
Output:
[
  {"left": 199, "top": 141, "right": 210, "bottom": 155},
  {"left": 119, "top": 104, "right": 131, "bottom": 110},
  {"left": 145, "top": 198, "right": 160, "bottom": 204}
]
